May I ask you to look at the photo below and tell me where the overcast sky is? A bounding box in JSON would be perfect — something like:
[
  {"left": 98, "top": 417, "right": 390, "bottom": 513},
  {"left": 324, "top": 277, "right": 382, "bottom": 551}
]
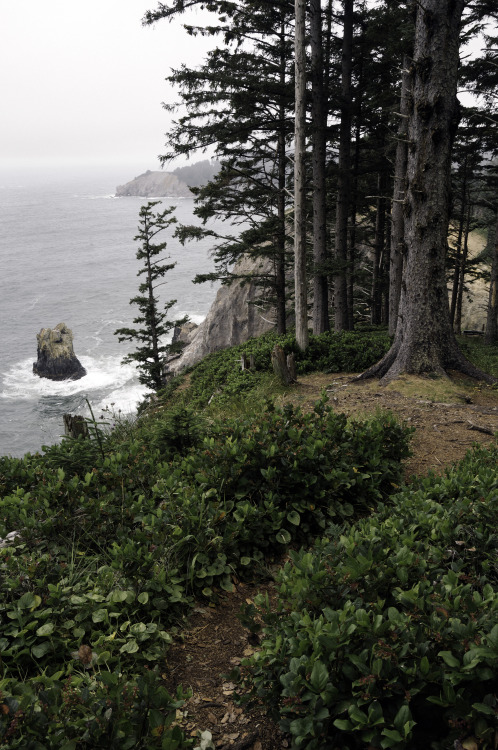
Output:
[{"left": 0, "top": 1, "right": 214, "bottom": 171}]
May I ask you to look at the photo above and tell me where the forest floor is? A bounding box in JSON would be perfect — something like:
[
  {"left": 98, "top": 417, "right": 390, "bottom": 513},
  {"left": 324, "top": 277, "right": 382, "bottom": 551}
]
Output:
[{"left": 165, "top": 372, "right": 498, "bottom": 750}]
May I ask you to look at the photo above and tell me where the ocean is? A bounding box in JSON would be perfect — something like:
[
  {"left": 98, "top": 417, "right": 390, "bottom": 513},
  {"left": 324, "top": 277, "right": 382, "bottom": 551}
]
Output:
[{"left": 0, "top": 165, "right": 223, "bottom": 458}]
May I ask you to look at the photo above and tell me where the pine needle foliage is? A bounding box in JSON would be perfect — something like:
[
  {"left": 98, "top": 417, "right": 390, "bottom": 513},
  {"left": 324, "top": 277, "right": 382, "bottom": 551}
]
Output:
[{"left": 115, "top": 201, "right": 187, "bottom": 391}]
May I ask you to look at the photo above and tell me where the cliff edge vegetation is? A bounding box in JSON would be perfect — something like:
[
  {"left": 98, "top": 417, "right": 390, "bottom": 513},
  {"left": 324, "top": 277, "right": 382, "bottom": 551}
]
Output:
[{"left": 1, "top": 330, "right": 498, "bottom": 749}]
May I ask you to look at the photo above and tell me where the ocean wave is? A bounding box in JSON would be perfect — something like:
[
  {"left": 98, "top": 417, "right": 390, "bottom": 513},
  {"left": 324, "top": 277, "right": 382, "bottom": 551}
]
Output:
[
  {"left": 0, "top": 354, "right": 148, "bottom": 416},
  {"left": 178, "top": 312, "right": 205, "bottom": 326},
  {"left": 75, "top": 194, "right": 119, "bottom": 200}
]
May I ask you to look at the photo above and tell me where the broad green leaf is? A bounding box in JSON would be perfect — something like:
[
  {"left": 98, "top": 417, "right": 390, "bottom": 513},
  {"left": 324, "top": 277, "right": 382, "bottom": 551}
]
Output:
[
  {"left": 109, "top": 589, "right": 129, "bottom": 603},
  {"left": 394, "top": 704, "right": 412, "bottom": 733},
  {"left": 349, "top": 705, "right": 368, "bottom": 726},
  {"left": 287, "top": 511, "right": 300, "bottom": 526},
  {"left": 36, "top": 622, "right": 55, "bottom": 637},
  {"left": 18, "top": 592, "right": 38, "bottom": 610},
  {"left": 439, "top": 650, "right": 460, "bottom": 668},
  {"left": 276, "top": 529, "right": 291, "bottom": 545},
  {"left": 92, "top": 609, "right": 108, "bottom": 623},
  {"left": 130, "top": 622, "right": 147, "bottom": 635},
  {"left": 472, "top": 702, "right": 496, "bottom": 716},
  {"left": 70, "top": 595, "right": 87, "bottom": 605},
  {"left": 120, "top": 639, "right": 139, "bottom": 654},
  {"left": 32, "top": 642, "right": 52, "bottom": 658},
  {"left": 240, "top": 557, "right": 251, "bottom": 566},
  {"left": 138, "top": 592, "right": 149, "bottom": 604},
  {"left": 333, "top": 719, "right": 353, "bottom": 731},
  {"left": 310, "top": 660, "right": 328, "bottom": 692},
  {"left": 381, "top": 728, "right": 404, "bottom": 748}
]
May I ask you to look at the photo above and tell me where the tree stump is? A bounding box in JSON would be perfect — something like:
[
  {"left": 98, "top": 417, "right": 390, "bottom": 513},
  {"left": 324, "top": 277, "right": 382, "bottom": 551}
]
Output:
[
  {"left": 286, "top": 353, "right": 297, "bottom": 382},
  {"left": 271, "top": 345, "right": 295, "bottom": 385},
  {"left": 63, "top": 414, "right": 89, "bottom": 439}
]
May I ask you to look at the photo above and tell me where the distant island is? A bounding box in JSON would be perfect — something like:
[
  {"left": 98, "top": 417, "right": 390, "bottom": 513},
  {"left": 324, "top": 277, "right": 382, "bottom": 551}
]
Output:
[{"left": 115, "top": 159, "right": 220, "bottom": 198}]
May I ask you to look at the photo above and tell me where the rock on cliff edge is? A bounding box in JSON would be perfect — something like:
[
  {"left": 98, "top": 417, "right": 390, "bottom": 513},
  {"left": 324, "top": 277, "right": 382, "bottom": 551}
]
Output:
[
  {"left": 33, "top": 323, "right": 87, "bottom": 381},
  {"left": 166, "top": 256, "right": 278, "bottom": 375},
  {"left": 115, "top": 171, "right": 192, "bottom": 198}
]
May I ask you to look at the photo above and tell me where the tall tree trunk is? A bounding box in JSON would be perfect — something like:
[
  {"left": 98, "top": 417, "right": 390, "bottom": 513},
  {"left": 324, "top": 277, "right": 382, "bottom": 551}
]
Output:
[
  {"left": 275, "top": 14, "right": 288, "bottom": 335},
  {"left": 389, "top": 55, "right": 411, "bottom": 336},
  {"left": 310, "top": 0, "right": 329, "bottom": 334},
  {"left": 371, "top": 171, "right": 387, "bottom": 325},
  {"left": 347, "top": 55, "right": 364, "bottom": 331},
  {"left": 485, "top": 211, "right": 498, "bottom": 344},
  {"left": 294, "top": 0, "right": 309, "bottom": 350},
  {"left": 334, "top": 0, "right": 354, "bottom": 331},
  {"left": 358, "top": 0, "right": 495, "bottom": 384},
  {"left": 454, "top": 204, "right": 471, "bottom": 335},
  {"left": 382, "top": 215, "right": 391, "bottom": 325},
  {"left": 449, "top": 152, "right": 468, "bottom": 327}
]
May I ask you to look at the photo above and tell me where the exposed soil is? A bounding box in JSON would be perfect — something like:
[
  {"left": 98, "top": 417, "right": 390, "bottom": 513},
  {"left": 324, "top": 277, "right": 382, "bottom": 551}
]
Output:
[{"left": 165, "top": 373, "right": 498, "bottom": 749}]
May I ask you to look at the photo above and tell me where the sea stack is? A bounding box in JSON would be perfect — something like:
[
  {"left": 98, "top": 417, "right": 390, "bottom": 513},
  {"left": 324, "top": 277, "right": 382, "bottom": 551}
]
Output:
[{"left": 33, "top": 323, "right": 86, "bottom": 381}]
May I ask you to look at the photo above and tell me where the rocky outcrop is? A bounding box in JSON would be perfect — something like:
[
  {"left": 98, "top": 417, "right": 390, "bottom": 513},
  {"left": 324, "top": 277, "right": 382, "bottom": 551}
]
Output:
[
  {"left": 33, "top": 323, "right": 86, "bottom": 381},
  {"left": 115, "top": 171, "right": 192, "bottom": 198},
  {"left": 172, "top": 321, "right": 199, "bottom": 346},
  {"left": 165, "top": 256, "right": 278, "bottom": 375}
]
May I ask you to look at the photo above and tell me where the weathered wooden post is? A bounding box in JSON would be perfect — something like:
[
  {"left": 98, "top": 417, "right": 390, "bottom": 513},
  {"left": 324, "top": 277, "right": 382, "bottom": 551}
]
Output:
[{"left": 63, "top": 414, "right": 89, "bottom": 439}]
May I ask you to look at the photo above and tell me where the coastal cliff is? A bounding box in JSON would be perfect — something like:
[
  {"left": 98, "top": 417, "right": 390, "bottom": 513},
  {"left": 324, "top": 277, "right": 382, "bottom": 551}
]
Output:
[
  {"left": 166, "top": 256, "right": 278, "bottom": 374},
  {"left": 116, "top": 171, "right": 191, "bottom": 198}
]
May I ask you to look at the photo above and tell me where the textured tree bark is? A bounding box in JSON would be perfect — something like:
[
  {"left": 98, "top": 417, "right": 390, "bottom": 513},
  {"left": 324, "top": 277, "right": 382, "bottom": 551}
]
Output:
[
  {"left": 358, "top": 0, "right": 496, "bottom": 384},
  {"left": 271, "top": 345, "right": 294, "bottom": 385},
  {"left": 449, "top": 152, "right": 468, "bottom": 327},
  {"left": 63, "top": 414, "right": 89, "bottom": 440},
  {"left": 454, "top": 205, "right": 471, "bottom": 335},
  {"left": 389, "top": 56, "right": 411, "bottom": 336},
  {"left": 485, "top": 213, "right": 498, "bottom": 344},
  {"left": 310, "top": 0, "right": 329, "bottom": 334},
  {"left": 294, "top": 0, "right": 309, "bottom": 351},
  {"left": 286, "top": 353, "right": 297, "bottom": 382},
  {"left": 334, "top": 0, "right": 354, "bottom": 331},
  {"left": 276, "top": 13, "right": 288, "bottom": 336},
  {"left": 371, "top": 171, "right": 388, "bottom": 325}
]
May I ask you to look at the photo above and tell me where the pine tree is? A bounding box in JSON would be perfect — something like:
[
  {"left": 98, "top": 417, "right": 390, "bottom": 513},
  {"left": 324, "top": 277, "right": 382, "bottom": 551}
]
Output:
[
  {"left": 294, "top": 0, "right": 309, "bottom": 351},
  {"left": 147, "top": 0, "right": 295, "bottom": 335},
  {"left": 115, "top": 202, "right": 187, "bottom": 391},
  {"left": 358, "top": 0, "right": 495, "bottom": 383}
]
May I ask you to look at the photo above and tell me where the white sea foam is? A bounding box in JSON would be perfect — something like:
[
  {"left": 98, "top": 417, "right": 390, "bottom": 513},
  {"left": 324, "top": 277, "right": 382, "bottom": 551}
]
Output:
[
  {"left": 178, "top": 312, "right": 206, "bottom": 326},
  {"left": 0, "top": 354, "right": 146, "bottom": 407},
  {"left": 75, "top": 194, "right": 119, "bottom": 200}
]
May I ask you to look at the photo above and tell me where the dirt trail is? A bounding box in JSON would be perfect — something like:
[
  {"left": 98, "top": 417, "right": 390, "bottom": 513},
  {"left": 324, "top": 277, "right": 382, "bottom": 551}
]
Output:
[{"left": 164, "top": 373, "right": 498, "bottom": 749}]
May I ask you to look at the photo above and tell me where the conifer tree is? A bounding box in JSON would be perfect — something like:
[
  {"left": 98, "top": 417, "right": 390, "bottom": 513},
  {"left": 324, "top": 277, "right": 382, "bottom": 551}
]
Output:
[
  {"left": 145, "top": 0, "right": 295, "bottom": 335},
  {"left": 115, "top": 202, "right": 186, "bottom": 391},
  {"left": 359, "top": 0, "right": 495, "bottom": 383}
]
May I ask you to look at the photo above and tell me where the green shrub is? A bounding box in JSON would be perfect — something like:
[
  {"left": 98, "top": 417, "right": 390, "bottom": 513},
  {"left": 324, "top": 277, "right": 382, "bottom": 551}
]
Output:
[
  {"left": 238, "top": 442, "right": 498, "bottom": 749},
  {"left": 177, "top": 330, "right": 392, "bottom": 410},
  {"left": 0, "top": 669, "right": 189, "bottom": 749},
  {"left": 151, "top": 400, "right": 412, "bottom": 576},
  {"left": 0, "top": 395, "right": 411, "bottom": 749}
]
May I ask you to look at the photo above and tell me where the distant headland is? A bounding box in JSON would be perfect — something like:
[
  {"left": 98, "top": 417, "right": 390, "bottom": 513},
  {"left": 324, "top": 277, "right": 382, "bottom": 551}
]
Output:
[{"left": 115, "top": 159, "right": 220, "bottom": 198}]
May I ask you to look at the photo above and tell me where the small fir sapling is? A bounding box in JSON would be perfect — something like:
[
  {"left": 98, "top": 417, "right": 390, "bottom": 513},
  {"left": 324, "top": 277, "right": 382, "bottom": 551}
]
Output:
[{"left": 115, "top": 201, "right": 187, "bottom": 391}]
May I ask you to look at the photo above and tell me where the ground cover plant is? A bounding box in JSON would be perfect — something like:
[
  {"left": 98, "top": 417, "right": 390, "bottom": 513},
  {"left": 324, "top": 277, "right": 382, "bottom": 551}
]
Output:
[
  {"left": 238, "top": 441, "right": 498, "bottom": 750},
  {"left": 0, "top": 376, "right": 410, "bottom": 748},
  {"left": 176, "top": 329, "right": 391, "bottom": 410}
]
